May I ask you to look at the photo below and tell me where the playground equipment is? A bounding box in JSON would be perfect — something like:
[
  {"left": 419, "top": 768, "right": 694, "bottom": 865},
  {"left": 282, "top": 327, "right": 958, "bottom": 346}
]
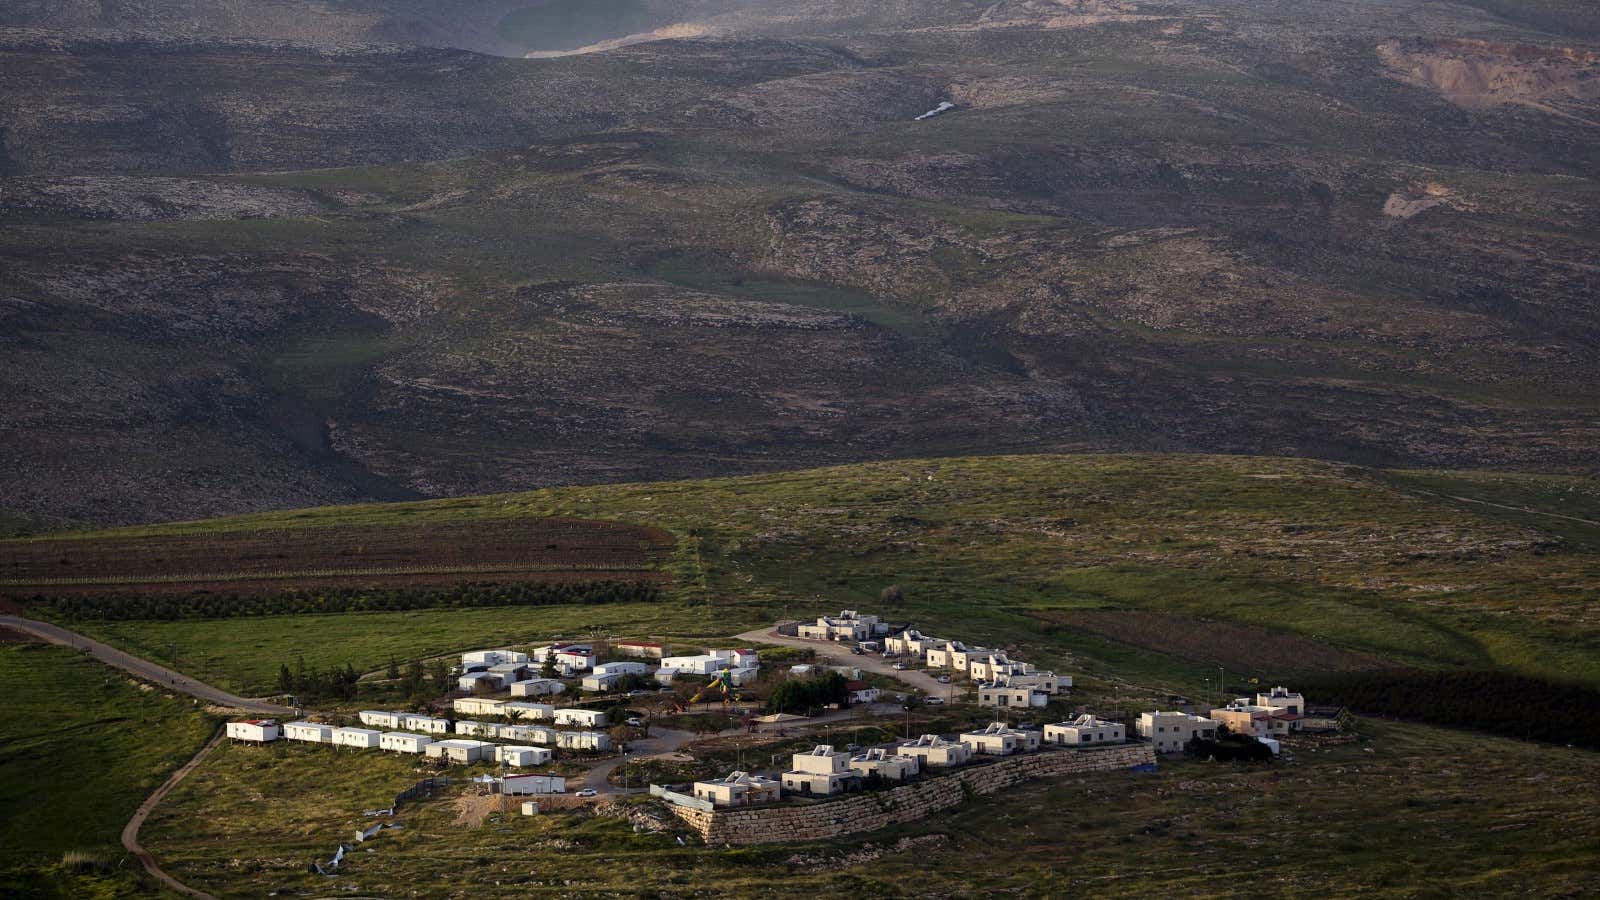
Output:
[{"left": 677, "top": 669, "right": 741, "bottom": 711}]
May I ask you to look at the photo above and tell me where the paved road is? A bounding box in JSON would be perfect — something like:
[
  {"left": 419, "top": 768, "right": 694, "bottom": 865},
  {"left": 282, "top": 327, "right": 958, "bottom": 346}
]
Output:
[
  {"left": 0, "top": 615, "right": 295, "bottom": 716},
  {"left": 121, "top": 729, "right": 224, "bottom": 900},
  {"left": 734, "top": 626, "right": 958, "bottom": 699}
]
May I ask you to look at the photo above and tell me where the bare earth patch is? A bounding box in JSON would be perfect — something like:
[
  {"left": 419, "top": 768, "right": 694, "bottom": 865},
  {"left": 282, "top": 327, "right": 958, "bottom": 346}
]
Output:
[{"left": 1377, "top": 37, "right": 1600, "bottom": 122}]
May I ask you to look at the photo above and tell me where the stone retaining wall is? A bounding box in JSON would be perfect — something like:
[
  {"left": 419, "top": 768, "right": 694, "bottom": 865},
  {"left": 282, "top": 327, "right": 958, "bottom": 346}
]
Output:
[{"left": 669, "top": 744, "right": 1155, "bottom": 845}]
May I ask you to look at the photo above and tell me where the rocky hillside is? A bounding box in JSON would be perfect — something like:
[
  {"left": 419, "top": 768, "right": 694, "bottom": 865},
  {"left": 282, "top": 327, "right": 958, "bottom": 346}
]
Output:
[{"left": 0, "top": 0, "right": 1596, "bottom": 525}]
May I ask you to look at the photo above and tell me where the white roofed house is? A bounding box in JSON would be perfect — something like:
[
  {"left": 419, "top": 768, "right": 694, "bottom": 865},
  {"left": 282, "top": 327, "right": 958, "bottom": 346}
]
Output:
[
  {"left": 509, "top": 678, "right": 565, "bottom": 698},
  {"left": 1138, "top": 711, "right": 1219, "bottom": 754},
  {"left": 847, "top": 681, "right": 880, "bottom": 705},
  {"left": 502, "top": 701, "right": 555, "bottom": 722},
  {"left": 897, "top": 734, "right": 972, "bottom": 768},
  {"left": 226, "top": 719, "right": 280, "bottom": 743},
  {"left": 504, "top": 773, "right": 566, "bottom": 795},
  {"left": 1000, "top": 670, "right": 1068, "bottom": 695},
  {"left": 531, "top": 642, "right": 591, "bottom": 662},
  {"left": 726, "top": 666, "right": 761, "bottom": 687},
  {"left": 284, "top": 721, "right": 334, "bottom": 744},
  {"left": 968, "top": 653, "right": 1027, "bottom": 682},
  {"left": 961, "top": 722, "right": 1039, "bottom": 756},
  {"left": 332, "top": 727, "right": 381, "bottom": 749},
  {"left": 400, "top": 714, "right": 452, "bottom": 734},
  {"left": 496, "top": 724, "right": 548, "bottom": 742},
  {"left": 976, "top": 682, "right": 1049, "bottom": 709},
  {"left": 556, "top": 730, "right": 612, "bottom": 752},
  {"left": 1044, "top": 715, "right": 1126, "bottom": 747},
  {"left": 849, "top": 748, "right": 920, "bottom": 782},
  {"left": 379, "top": 731, "right": 434, "bottom": 754},
  {"left": 454, "top": 720, "right": 500, "bottom": 738},
  {"left": 489, "top": 662, "right": 531, "bottom": 682},
  {"left": 425, "top": 739, "right": 493, "bottom": 763},
  {"left": 693, "top": 771, "right": 783, "bottom": 807},
  {"left": 495, "top": 745, "right": 553, "bottom": 767},
  {"left": 883, "top": 628, "right": 938, "bottom": 657},
  {"left": 453, "top": 697, "right": 507, "bottom": 717},
  {"left": 781, "top": 746, "right": 854, "bottom": 796},
  {"left": 659, "top": 654, "right": 729, "bottom": 677},
  {"left": 555, "top": 649, "right": 594, "bottom": 674},
  {"left": 924, "top": 640, "right": 970, "bottom": 670},
  {"left": 614, "top": 639, "right": 667, "bottom": 659},
  {"left": 582, "top": 672, "right": 623, "bottom": 692},
  {"left": 358, "top": 710, "right": 403, "bottom": 730},
  {"left": 554, "top": 708, "right": 609, "bottom": 728},
  {"left": 593, "top": 661, "right": 651, "bottom": 677},
  {"left": 463, "top": 649, "right": 529, "bottom": 667},
  {"left": 708, "top": 648, "right": 761, "bottom": 669},
  {"left": 458, "top": 672, "right": 505, "bottom": 692},
  {"left": 797, "top": 610, "right": 883, "bottom": 642}
]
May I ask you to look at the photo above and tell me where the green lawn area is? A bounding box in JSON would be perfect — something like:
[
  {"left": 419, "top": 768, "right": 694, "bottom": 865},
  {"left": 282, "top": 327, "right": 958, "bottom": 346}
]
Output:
[{"left": 0, "top": 643, "right": 216, "bottom": 896}]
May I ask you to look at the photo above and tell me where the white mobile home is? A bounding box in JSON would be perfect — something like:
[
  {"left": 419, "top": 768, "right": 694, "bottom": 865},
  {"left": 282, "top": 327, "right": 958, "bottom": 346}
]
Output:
[
  {"left": 463, "top": 649, "right": 529, "bottom": 667},
  {"left": 284, "top": 721, "right": 334, "bottom": 744},
  {"left": 503, "top": 773, "right": 566, "bottom": 795},
  {"left": 379, "top": 731, "right": 434, "bottom": 754},
  {"left": 554, "top": 708, "right": 609, "bottom": 728},
  {"left": 332, "top": 727, "right": 381, "bottom": 749},
  {"left": 502, "top": 701, "right": 554, "bottom": 721},
  {"left": 425, "top": 739, "right": 493, "bottom": 763},
  {"left": 226, "top": 719, "right": 280, "bottom": 743},
  {"left": 581, "top": 672, "right": 622, "bottom": 692},
  {"left": 555, "top": 730, "right": 612, "bottom": 752},
  {"left": 454, "top": 720, "right": 500, "bottom": 738},
  {"left": 358, "top": 710, "right": 403, "bottom": 729},
  {"left": 453, "top": 698, "right": 507, "bottom": 717},
  {"left": 509, "top": 679, "right": 566, "bottom": 698},
  {"left": 399, "top": 714, "right": 452, "bottom": 734},
  {"left": 593, "top": 661, "right": 651, "bottom": 677},
  {"left": 659, "top": 654, "right": 728, "bottom": 676},
  {"left": 458, "top": 672, "right": 505, "bottom": 692},
  {"left": 494, "top": 745, "right": 552, "bottom": 767}
]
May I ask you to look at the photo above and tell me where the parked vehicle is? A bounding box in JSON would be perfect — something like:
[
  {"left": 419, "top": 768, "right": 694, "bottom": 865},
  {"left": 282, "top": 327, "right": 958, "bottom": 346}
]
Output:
[
  {"left": 937, "top": 675, "right": 951, "bottom": 684},
  {"left": 924, "top": 697, "right": 945, "bottom": 705},
  {"left": 892, "top": 663, "right": 907, "bottom": 670},
  {"left": 626, "top": 717, "right": 644, "bottom": 727},
  {"left": 575, "top": 788, "right": 598, "bottom": 798}
]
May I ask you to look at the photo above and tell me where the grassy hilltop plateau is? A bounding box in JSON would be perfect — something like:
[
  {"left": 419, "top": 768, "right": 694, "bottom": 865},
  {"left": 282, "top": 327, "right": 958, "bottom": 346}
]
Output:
[{"left": 0, "top": 0, "right": 1598, "bottom": 897}]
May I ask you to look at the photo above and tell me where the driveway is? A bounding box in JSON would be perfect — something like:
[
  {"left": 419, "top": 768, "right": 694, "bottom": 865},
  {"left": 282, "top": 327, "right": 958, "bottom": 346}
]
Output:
[
  {"left": 734, "top": 625, "right": 960, "bottom": 700},
  {"left": 0, "top": 615, "right": 295, "bottom": 716}
]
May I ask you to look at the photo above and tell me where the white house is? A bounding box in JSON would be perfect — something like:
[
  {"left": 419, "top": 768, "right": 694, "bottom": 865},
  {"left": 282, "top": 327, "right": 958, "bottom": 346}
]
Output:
[
  {"left": 554, "top": 708, "right": 608, "bottom": 728},
  {"left": 503, "top": 773, "right": 566, "bottom": 795},
  {"left": 425, "top": 739, "right": 493, "bottom": 763},
  {"left": 226, "top": 719, "right": 280, "bottom": 743},
  {"left": 1044, "top": 715, "right": 1126, "bottom": 747},
  {"left": 555, "top": 649, "right": 594, "bottom": 672},
  {"left": 884, "top": 628, "right": 939, "bottom": 657},
  {"left": 502, "top": 701, "right": 555, "bottom": 721},
  {"left": 358, "top": 710, "right": 403, "bottom": 729},
  {"left": 284, "top": 721, "right": 334, "bottom": 744},
  {"left": 556, "top": 730, "right": 612, "bottom": 752},
  {"left": 726, "top": 666, "right": 761, "bottom": 687},
  {"left": 1000, "top": 670, "right": 1068, "bottom": 695},
  {"left": 463, "top": 649, "right": 529, "bottom": 667},
  {"left": 961, "top": 722, "right": 1039, "bottom": 756},
  {"left": 976, "top": 682, "right": 1049, "bottom": 709},
  {"left": 796, "top": 610, "right": 887, "bottom": 642},
  {"left": 1138, "top": 711, "right": 1220, "bottom": 753},
  {"left": 399, "top": 714, "right": 452, "bottom": 734},
  {"left": 614, "top": 640, "right": 667, "bottom": 659},
  {"left": 582, "top": 672, "right": 623, "bottom": 692},
  {"left": 693, "top": 771, "right": 782, "bottom": 807},
  {"left": 847, "top": 681, "right": 880, "bottom": 705},
  {"left": 849, "top": 748, "right": 919, "bottom": 781},
  {"left": 781, "top": 745, "right": 853, "bottom": 795},
  {"left": 531, "top": 642, "right": 591, "bottom": 662},
  {"left": 593, "top": 661, "right": 652, "bottom": 677},
  {"left": 1210, "top": 703, "right": 1295, "bottom": 739},
  {"left": 454, "top": 720, "right": 501, "bottom": 738},
  {"left": 1256, "top": 686, "right": 1306, "bottom": 719},
  {"left": 489, "top": 662, "right": 531, "bottom": 681},
  {"left": 924, "top": 641, "right": 971, "bottom": 670},
  {"left": 332, "top": 727, "right": 381, "bottom": 749},
  {"left": 458, "top": 672, "right": 505, "bottom": 692},
  {"left": 897, "top": 734, "right": 972, "bottom": 768},
  {"left": 379, "top": 731, "right": 434, "bottom": 754},
  {"left": 709, "top": 648, "right": 760, "bottom": 668},
  {"left": 495, "top": 745, "right": 553, "bottom": 767},
  {"left": 509, "top": 678, "right": 565, "bottom": 698},
  {"left": 453, "top": 698, "right": 507, "bottom": 717},
  {"left": 659, "top": 654, "right": 729, "bottom": 676}
]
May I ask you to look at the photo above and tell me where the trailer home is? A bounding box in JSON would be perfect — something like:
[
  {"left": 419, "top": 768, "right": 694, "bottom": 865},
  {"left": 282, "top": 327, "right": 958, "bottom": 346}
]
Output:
[
  {"left": 425, "top": 739, "right": 493, "bottom": 763},
  {"left": 379, "top": 732, "right": 434, "bottom": 754},
  {"left": 494, "top": 745, "right": 552, "bottom": 767},
  {"left": 284, "top": 721, "right": 333, "bottom": 744},
  {"left": 226, "top": 720, "right": 280, "bottom": 743},
  {"left": 358, "top": 710, "right": 403, "bottom": 729},
  {"left": 555, "top": 730, "right": 612, "bottom": 752},
  {"left": 554, "top": 708, "right": 609, "bottom": 728},
  {"left": 503, "top": 773, "right": 566, "bottom": 795},
  {"left": 509, "top": 679, "right": 566, "bottom": 698},
  {"left": 399, "top": 714, "right": 452, "bottom": 734}
]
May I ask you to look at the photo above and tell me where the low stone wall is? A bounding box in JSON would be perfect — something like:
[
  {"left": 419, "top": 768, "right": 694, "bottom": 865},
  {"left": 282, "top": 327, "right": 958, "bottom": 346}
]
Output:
[{"left": 669, "top": 744, "right": 1155, "bottom": 845}]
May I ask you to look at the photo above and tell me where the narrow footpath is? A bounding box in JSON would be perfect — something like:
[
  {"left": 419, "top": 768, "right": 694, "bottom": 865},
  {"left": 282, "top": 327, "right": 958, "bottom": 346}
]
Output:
[
  {"left": 0, "top": 615, "right": 294, "bottom": 715},
  {"left": 121, "top": 728, "right": 225, "bottom": 900}
]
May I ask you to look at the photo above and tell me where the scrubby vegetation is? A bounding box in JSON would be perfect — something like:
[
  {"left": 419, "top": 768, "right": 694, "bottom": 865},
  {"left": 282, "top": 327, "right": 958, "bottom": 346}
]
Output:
[
  {"left": 766, "top": 672, "right": 849, "bottom": 715},
  {"left": 30, "top": 580, "right": 662, "bottom": 621}
]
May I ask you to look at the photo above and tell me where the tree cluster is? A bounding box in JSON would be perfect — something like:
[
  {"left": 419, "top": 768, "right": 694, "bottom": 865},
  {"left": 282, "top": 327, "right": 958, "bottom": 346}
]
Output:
[
  {"left": 765, "top": 671, "right": 849, "bottom": 714},
  {"left": 275, "top": 657, "right": 361, "bottom": 702}
]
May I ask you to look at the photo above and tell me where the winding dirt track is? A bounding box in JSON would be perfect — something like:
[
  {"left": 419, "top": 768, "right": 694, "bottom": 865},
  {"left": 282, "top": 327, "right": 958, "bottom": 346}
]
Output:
[
  {"left": 121, "top": 729, "right": 224, "bottom": 900},
  {"left": 0, "top": 614, "right": 294, "bottom": 715}
]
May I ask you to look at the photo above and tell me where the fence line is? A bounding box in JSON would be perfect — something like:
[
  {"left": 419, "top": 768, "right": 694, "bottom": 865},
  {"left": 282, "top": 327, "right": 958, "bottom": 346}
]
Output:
[{"left": 394, "top": 776, "right": 451, "bottom": 811}]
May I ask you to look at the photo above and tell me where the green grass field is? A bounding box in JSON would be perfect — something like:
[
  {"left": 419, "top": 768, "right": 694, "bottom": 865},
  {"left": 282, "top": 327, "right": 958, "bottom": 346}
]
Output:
[
  {"left": 28, "top": 454, "right": 1599, "bottom": 695},
  {"left": 0, "top": 643, "right": 216, "bottom": 896}
]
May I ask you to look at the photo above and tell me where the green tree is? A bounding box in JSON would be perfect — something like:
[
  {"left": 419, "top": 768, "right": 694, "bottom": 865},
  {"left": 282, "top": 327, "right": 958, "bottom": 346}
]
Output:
[{"left": 386, "top": 657, "right": 400, "bottom": 680}]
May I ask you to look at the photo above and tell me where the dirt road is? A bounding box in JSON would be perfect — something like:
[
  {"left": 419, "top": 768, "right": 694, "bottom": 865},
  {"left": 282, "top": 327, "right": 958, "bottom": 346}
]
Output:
[
  {"left": 734, "top": 626, "right": 956, "bottom": 699},
  {"left": 121, "top": 729, "right": 224, "bottom": 900},
  {"left": 0, "top": 615, "right": 295, "bottom": 716}
]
